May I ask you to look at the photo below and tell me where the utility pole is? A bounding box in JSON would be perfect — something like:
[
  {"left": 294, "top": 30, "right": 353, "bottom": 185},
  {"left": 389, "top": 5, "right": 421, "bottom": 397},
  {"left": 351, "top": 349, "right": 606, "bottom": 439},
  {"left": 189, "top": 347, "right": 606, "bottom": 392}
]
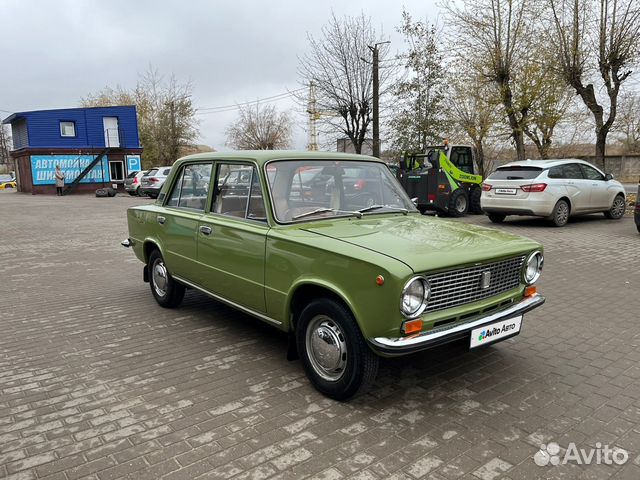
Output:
[{"left": 368, "top": 41, "right": 390, "bottom": 158}]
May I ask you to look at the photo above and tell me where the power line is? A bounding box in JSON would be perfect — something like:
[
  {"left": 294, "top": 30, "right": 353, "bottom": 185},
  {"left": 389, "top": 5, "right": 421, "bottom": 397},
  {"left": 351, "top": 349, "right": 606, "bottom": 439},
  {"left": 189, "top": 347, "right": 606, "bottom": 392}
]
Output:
[{"left": 195, "top": 87, "right": 305, "bottom": 115}]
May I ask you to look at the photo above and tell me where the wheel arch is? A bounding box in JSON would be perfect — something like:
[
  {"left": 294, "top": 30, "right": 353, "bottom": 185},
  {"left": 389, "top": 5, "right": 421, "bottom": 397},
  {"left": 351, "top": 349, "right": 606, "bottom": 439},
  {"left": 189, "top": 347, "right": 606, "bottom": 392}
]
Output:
[{"left": 287, "top": 281, "right": 359, "bottom": 335}]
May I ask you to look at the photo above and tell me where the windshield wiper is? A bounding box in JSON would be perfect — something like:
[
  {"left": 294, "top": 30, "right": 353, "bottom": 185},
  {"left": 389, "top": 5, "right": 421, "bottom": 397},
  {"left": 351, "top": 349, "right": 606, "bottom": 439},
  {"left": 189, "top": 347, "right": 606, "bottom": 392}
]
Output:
[
  {"left": 292, "top": 208, "right": 363, "bottom": 220},
  {"left": 357, "top": 204, "right": 409, "bottom": 215}
]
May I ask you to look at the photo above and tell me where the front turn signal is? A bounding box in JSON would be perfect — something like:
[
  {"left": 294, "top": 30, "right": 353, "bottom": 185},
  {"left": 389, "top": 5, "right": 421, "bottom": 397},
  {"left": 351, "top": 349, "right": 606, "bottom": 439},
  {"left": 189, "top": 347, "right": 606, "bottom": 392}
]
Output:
[
  {"left": 402, "top": 319, "right": 423, "bottom": 335},
  {"left": 524, "top": 285, "right": 537, "bottom": 297}
]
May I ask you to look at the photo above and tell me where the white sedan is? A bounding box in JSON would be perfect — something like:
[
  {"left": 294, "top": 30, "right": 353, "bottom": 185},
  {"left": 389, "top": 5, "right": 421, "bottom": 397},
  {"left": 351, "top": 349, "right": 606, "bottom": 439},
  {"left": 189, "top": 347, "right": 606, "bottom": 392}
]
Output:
[{"left": 481, "top": 159, "right": 626, "bottom": 227}]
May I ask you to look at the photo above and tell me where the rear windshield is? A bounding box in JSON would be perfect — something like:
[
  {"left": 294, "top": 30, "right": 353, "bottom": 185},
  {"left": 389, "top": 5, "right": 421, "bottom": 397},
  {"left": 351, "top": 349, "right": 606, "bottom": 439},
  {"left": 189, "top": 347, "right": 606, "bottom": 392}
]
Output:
[
  {"left": 126, "top": 171, "right": 139, "bottom": 179},
  {"left": 146, "top": 169, "right": 158, "bottom": 176},
  {"left": 488, "top": 166, "right": 543, "bottom": 180}
]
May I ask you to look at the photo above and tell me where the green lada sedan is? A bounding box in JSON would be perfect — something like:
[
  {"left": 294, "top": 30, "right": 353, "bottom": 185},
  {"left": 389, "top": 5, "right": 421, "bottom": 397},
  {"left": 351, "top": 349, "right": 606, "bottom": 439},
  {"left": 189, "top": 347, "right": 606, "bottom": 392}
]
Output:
[{"left": 123, "top": 151, "right": 545, "bottom": 400}]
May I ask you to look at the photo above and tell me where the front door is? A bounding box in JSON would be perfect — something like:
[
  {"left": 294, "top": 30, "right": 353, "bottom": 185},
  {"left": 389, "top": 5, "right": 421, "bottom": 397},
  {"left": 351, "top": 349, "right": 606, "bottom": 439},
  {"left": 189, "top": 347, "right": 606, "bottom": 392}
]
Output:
[
  {"left": 103, "top": 117, "right": 120, "bottom": 147},
  {"left": 197, "top": 162, "right": 269, "bottom": 313}
]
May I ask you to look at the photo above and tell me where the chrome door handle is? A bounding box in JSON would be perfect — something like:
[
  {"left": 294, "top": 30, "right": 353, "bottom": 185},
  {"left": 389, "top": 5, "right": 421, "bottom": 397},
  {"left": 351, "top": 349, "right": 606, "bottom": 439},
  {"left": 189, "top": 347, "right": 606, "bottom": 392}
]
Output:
[
  {"left": 157, "top": 216, "right": 166, "bottom": 224},
  {"left": 199, "top": 225, "right": 212, "bottom": 235}
]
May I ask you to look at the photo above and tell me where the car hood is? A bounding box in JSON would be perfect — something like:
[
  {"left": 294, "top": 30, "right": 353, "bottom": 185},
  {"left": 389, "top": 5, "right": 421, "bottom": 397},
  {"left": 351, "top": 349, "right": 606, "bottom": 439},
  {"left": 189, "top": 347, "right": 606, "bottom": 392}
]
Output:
[{"left": 300, "top": 214, "right": 540, "bottom": 273}]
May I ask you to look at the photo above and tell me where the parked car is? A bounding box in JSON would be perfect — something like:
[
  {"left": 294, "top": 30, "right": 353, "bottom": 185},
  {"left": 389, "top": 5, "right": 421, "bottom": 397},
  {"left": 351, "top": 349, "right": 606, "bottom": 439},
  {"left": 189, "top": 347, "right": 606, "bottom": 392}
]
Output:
[
  {"left": 123, "top": 151, "right": 545, "bottom": 400},
  {"left": 140, "top": 166, "right": 172, "bottom": 198},
  {"left": 481, "top": 159, "right": 626, "bottom": 227},
  {"left": 124, "top": 170, "right": 149, "bottom": 196},
  {"left": 635, "top": 181, "right": 640, "bottom": 233},
  {"left": 0, "top": 175, "right": 16, "bottom": 189}
]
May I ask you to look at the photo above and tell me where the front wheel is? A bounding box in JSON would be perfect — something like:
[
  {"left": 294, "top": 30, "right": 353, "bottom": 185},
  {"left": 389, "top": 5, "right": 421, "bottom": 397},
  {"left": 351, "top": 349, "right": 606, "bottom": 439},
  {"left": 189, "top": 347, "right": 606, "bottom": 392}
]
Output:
[
  {"left": 604, "top": 195, "right": 625, "bottom": 219},
  {"left": 447, "top": 189, "right": 469, "bottom": 217},
  {"left": 148, "top": 250, "right": 185, "bottom": 308},
  {"left": 296, "top": 298, "right": 378, "bottom": 400}
]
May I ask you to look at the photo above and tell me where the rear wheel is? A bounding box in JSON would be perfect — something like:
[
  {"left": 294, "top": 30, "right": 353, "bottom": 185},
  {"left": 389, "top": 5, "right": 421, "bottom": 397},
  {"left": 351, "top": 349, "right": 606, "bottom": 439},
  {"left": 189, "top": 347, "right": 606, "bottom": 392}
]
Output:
[
  {"left": 604, "top": 195, "right": 625, "bottom": 219},
  {"left": 447, "top": 189, "right": 469, "bottom": 217},
  {"left": 148, "top": 250, "right": 185, "bottom": 308},
  {"left": 488, "top": 213, "right": 506, "bottom": 223},
  {"left": 469, "top": 186, "right": 482, "bottom": 214},
  {"left": 549, "top": 199, "right": 570, "bottom": 227},
  {"left": 296, "top": 298, "right": 378, "bottom": 400}
]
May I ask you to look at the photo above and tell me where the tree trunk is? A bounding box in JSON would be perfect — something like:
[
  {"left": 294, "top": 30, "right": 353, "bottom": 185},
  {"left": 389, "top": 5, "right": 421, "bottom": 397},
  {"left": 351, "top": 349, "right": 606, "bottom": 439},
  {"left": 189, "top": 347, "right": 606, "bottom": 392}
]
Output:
[{"left": 594, "top": 130, "right": 607, "bottom": 170}]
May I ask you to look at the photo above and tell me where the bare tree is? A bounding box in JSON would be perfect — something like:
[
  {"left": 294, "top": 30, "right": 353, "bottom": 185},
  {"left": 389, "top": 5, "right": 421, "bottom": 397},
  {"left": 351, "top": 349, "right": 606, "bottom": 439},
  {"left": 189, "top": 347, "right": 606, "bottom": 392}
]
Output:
[
  {"left": 81, "top": 66, "right": 199, "bottom": 167},
  {"left": 390, "top": 11, "right": 449, "bottom": 152},
  {"left": 447, "top": 69, "right": 503, "bottom": 176},
  {"left": 298, "top": 12, "right": 391, "bottom": 153},
  {"left": 445, "top": 0, "right": 538, "bottom": 161},
  {"left": 226, "top": 103, "right": 292, "bottom": 150},
  {"left": 614, "top": 89, "right": 640, "bottom": 153},
  {"left": 548, "top": 0, "right": 640, "bottom": 167},
  {"left": 0, "top": 124, "right": 12, "bottom": 167}
]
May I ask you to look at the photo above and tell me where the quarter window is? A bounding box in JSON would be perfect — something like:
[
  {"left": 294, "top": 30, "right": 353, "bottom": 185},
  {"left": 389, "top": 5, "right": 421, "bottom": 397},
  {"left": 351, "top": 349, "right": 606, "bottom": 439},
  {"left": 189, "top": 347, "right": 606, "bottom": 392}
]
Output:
[
  {"left": 60, "top": 121, "right": 76, "bottom": 137},
  {"left": 547, "top": 166, "right": 564, "bottom": 179}
]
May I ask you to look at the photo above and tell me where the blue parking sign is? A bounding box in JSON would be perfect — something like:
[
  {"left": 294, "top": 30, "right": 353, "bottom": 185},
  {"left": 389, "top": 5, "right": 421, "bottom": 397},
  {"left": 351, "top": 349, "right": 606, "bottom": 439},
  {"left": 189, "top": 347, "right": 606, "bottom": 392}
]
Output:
[{"left": 127, "top": 155, "right": 142, "bottom": 172}]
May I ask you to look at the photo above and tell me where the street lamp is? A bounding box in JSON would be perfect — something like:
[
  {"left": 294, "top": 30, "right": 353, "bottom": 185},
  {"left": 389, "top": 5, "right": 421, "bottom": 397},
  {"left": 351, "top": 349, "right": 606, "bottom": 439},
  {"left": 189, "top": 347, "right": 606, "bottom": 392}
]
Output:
[{"left": 368, "top": 41, "right": 390, "bottom": 158}]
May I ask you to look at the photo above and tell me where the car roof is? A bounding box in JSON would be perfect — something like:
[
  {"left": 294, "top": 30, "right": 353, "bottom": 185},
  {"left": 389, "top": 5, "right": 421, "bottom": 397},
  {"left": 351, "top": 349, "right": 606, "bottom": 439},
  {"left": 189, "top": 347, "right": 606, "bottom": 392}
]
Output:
[
  {"left": 172, "top": 150, "right": 383, "bottom": 169},
  {"left": 496, "top": 159, "right": 596, "bottom": 169}
]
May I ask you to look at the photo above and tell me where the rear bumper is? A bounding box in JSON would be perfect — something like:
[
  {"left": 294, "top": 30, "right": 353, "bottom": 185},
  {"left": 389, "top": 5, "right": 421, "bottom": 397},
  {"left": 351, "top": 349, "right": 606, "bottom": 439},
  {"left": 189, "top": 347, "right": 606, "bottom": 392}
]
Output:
[
  {"left": 369, "top": 294, "right": 545, "bottom": 356},
  {"left": 481, "top": 195, "right": 555, "bottom": 216}
]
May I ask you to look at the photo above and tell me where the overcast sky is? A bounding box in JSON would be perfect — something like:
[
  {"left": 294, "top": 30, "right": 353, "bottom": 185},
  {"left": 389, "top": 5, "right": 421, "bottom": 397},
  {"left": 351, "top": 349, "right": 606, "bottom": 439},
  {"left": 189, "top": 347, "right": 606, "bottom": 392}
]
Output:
[{"left": 0, "top": 0, "right": 440, "bottom": 151}]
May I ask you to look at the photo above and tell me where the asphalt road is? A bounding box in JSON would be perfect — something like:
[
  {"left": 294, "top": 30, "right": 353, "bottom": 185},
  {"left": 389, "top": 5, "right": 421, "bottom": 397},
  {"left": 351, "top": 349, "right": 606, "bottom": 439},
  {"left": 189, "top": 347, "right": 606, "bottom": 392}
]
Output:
[{"left": 1, "top": 189, "right": 639, "bottom": 480}]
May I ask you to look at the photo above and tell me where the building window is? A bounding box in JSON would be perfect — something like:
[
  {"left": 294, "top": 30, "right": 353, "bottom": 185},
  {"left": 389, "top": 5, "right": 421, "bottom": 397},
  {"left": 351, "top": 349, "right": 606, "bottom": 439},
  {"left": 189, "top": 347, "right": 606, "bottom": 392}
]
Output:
[{"left": 60, "top": 121, "right": 76, "bottom": 137}]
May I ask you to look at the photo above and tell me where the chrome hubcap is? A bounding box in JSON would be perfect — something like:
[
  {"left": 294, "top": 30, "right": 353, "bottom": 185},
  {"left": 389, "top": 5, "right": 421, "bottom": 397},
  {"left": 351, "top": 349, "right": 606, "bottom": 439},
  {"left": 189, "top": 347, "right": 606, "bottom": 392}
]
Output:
[
  {"left": 611, "top": 198, "right": 625, "bottom": 217},
  {"left": 455, "top": 196, "right": 467, "bottom": 213},
  {"left": 306, "top": 315, "right": 347, "bottom": 382},
  {"left": 556, "top": 203, "right": 569, "bottom": 224},
  {"left": 152, "top": 259, "right": 168, "bottom": 297}
]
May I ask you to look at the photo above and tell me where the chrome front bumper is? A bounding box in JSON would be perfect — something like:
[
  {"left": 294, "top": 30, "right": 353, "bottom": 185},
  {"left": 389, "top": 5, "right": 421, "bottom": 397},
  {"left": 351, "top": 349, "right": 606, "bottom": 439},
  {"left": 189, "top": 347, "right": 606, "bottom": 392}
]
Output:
[{"left": 369, "top": 294, "right": 545, "bottom": 356}]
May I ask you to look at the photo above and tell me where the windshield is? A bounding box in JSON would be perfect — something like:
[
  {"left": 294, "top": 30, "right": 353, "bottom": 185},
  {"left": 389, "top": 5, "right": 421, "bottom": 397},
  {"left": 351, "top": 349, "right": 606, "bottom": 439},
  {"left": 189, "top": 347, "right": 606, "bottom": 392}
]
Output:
[{"left": 266, "top": 160, "right": 417, "bottom": 222}]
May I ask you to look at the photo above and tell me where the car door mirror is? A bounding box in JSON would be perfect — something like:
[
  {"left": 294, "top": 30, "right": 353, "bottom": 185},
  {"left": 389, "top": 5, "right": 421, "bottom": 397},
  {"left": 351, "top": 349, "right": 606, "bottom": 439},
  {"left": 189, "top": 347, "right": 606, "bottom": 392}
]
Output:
[{"left": 604, "top": 173, "right": 614, "bottom": 181}]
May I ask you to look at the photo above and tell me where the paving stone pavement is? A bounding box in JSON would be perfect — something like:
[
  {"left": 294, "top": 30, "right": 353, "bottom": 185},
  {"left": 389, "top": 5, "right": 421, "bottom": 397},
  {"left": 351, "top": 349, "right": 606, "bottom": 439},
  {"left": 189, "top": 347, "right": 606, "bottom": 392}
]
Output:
[{"left": 1, "top": 189, "right": 639, "bottom": 480}]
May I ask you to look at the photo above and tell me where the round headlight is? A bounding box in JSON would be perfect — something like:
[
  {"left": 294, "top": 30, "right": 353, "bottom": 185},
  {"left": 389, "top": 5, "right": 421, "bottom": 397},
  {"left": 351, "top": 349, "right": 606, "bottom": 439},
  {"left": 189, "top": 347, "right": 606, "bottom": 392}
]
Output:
[
  {"left": 400, "top": 277, "right": 430, "bottom": 318},
  {"left": 523, "top": 251, "right": 544, "bottom": 284}
]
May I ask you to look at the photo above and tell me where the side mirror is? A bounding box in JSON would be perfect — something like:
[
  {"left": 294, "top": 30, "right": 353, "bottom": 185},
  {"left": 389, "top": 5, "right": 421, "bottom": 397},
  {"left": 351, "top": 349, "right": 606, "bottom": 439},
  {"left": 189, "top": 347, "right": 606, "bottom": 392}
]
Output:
[
  {"left": 411, "top": 197, "right": 418, "bottom": 206},
  {"left": 604, "top": 173, "right": 614, "bottom": 181}
]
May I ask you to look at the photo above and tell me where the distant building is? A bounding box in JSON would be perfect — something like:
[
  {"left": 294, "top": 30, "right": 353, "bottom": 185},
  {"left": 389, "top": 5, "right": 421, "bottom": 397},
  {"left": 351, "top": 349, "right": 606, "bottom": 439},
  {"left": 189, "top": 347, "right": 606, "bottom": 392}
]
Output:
[
  {"left": 337, "top": 138, "right": 373, "bottom": 156},
  {"left": 2, "top": 105, "right": 143, "bottom": 194}
]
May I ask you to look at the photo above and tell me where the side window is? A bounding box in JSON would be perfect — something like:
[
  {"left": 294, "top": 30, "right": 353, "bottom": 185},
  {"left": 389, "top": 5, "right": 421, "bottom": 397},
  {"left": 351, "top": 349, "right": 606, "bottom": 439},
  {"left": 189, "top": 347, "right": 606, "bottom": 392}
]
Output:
[
  {"left": 547, "top": 166, "right": 564, "bottom": 179},
  {"left": 580, "top": 164, "right": 604, "bottom": 181},
  {"left": 563, "top": 163, "right": 584, "bottom": 179},
  {"left": 166, "top": 163, "right": 212, "bottom": 211},
  {"left": 213, "top": 164, "right": 265, "bottom": 220}
]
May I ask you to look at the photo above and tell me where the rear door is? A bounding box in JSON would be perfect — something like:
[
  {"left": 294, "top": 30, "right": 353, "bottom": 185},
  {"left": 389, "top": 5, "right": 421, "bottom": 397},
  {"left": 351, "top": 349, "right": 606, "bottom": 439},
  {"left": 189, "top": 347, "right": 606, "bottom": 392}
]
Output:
[
  {"left": 561, "top": 163, "right": 590, "bottom": 212},
  {"left": 159, "top": 162, "right": 213, "bottom": 279},
  {"left": 196, "top": 162, "right": 269, "bottom": 313}
]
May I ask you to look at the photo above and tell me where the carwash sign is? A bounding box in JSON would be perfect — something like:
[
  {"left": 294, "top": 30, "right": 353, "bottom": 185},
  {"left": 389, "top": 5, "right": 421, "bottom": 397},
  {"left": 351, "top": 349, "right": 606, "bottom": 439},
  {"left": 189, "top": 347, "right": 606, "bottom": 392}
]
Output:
[{"left": 31, "top": 155, "right": 110, "bottom": 185}]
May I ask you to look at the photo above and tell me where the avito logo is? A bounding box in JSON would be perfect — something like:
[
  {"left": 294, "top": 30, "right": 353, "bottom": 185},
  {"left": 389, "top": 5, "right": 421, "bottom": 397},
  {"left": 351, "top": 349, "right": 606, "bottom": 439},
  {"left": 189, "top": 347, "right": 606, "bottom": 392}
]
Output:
[{"left": 478, "top": 322, "right": 517, "bottom": 343}]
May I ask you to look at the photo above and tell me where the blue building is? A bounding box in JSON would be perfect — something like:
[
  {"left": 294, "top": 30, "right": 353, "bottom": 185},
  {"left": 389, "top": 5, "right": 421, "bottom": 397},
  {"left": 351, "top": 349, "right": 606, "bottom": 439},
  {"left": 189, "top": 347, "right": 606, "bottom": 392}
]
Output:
[{"left": 2, "top": 105, "right": 143, "bottom": 194}]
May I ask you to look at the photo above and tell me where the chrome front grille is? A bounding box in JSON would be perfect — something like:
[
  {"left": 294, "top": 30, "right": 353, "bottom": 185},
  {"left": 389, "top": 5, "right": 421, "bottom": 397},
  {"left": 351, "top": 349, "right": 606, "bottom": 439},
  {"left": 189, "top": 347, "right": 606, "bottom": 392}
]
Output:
[{"left": 425, "top": 256, "right": 525, "bottom": 313}]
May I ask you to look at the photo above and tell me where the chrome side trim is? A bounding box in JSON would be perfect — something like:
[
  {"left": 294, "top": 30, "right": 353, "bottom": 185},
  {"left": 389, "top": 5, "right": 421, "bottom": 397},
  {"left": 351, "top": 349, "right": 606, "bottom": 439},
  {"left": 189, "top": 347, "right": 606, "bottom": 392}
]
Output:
[
  {"left": 172, "top": 275, "right": 282, "bottom": 327},
  {"left": 370, "top": 294, "right": 545, "bottom": 354}
]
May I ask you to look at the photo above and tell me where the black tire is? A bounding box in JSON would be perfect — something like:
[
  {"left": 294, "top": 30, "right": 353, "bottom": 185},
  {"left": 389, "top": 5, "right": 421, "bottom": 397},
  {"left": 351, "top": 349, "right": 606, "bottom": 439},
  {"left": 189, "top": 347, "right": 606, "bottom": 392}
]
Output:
[
  {"left": 128, "top": 191, "right": 136, "bottom": 196},
  {"left": 138, "top": 188, "right": 146, "bottom": 197},
  {"left": 604, "top": 194, "right": 625, "bottom": 219},
  {"left": 549, "top": 199, "right": 570, "bottom": 227},
  {"left": 488, "top": 213, "right": 506, "bottom": 223},
  {"left": 469, "top": 186, "right": 483, "bottom": 214},
  {"left": 417, "top": 205, "right": 428, "bottom": 215},
  {"left": 296, "top": 298, "right": 378, "bottom": 400},
  {"left": 447, "top": 189, "right": 469, "bottom": 217},
  {"left": 148, "top": 249, "right": 185, "bottom": 308}
]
